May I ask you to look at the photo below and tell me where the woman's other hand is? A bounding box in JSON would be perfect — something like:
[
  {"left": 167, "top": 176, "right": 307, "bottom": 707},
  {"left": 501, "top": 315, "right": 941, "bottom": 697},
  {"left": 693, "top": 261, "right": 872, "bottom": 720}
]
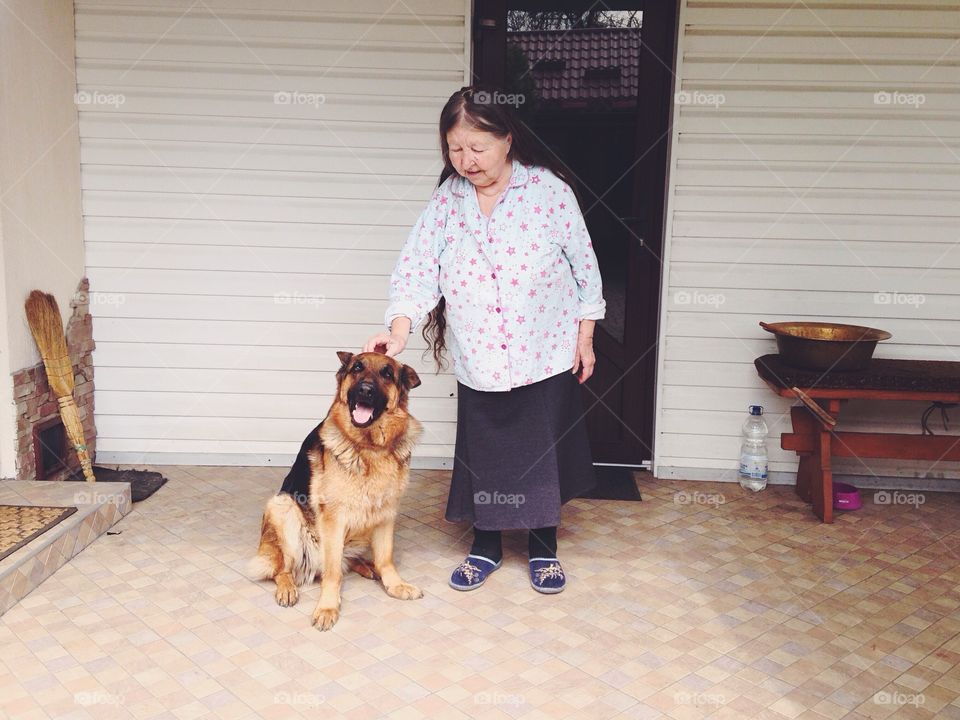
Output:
[{"left": 571, "top": 321, "right": 596, "bottom": 384}]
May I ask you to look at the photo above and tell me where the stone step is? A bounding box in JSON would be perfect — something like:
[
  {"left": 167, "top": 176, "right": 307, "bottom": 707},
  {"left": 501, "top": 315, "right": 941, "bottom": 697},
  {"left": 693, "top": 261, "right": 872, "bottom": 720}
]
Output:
[{"left": 0, "top": 481, "right": 131, "bottom": 615}]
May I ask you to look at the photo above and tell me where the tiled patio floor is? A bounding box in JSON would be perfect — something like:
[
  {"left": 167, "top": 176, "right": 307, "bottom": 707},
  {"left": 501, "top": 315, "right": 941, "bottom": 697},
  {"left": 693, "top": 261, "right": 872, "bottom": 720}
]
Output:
[{"left": 1, "top": 466, "right": 959, "bottom": 719}]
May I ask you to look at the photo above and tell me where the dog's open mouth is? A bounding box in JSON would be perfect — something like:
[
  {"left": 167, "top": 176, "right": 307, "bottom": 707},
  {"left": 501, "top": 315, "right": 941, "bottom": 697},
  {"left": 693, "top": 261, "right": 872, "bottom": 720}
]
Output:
[
  {"left": 351, "top": 401, "right": 376, "bottom": 427},
  {"left": 347, "top": 381, "right": 386, "bottom": 428}
]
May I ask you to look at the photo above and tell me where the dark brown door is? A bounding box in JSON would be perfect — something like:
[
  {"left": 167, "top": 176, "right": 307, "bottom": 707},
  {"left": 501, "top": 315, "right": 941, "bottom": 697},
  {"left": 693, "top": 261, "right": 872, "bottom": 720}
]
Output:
[{"left": 473, "top": 0, "right": 679, "bottom": 465}]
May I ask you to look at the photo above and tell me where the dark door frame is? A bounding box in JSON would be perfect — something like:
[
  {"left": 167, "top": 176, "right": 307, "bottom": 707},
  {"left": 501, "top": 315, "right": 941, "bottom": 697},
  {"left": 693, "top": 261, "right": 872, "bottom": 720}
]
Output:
[{"left": 471, "top": 0, "right": 681, "bottom": 465}]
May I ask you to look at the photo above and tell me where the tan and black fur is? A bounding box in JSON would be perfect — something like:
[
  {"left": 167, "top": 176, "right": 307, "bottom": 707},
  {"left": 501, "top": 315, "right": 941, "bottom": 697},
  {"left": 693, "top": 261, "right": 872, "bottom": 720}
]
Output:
[{"left": 249, "top": 351, "right": 423, "bottom": 631}]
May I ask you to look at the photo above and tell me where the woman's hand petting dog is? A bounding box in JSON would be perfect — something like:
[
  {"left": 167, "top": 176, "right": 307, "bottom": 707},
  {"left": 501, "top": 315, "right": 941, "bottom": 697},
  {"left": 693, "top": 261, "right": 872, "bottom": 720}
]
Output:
[{"left": 363, "top": 330, "right": 407, "bottom": 357}]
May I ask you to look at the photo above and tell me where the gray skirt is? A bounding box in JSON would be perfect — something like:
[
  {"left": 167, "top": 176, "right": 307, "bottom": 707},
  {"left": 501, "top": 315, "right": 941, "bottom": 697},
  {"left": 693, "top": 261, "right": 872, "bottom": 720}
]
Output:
[{"left": 445, "top": 371, "right": 597, "bottom": 530}]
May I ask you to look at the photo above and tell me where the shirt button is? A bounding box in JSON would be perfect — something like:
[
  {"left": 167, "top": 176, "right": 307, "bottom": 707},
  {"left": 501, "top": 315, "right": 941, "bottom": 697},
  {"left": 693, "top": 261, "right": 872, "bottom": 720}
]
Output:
[{"left": 500, "top": 344, "right": 507, "bottom": 350}]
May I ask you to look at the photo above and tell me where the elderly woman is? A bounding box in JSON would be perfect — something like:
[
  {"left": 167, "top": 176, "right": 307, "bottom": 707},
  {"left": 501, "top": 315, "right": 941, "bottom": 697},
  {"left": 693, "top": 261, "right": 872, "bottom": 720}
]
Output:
[{"left": 364, "top": 86, "right": 605, "bottom": 594}]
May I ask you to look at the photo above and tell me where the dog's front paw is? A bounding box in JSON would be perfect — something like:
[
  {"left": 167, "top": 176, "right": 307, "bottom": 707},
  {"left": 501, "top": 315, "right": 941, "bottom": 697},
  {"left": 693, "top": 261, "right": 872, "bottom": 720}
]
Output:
[
  {"left": 386, "top": 582, "right": 423, "bottom": 600},
  {"left": 312, "top": 605, "right": 340, "bottom": 631},
  {"left": 275, "top": 580, "right": 299, "bottom": 607}
]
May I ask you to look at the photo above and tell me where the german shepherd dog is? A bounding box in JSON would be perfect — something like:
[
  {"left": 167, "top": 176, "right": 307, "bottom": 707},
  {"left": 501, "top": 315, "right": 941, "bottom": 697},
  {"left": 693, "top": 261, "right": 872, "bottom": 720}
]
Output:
[{"left": 249, "top": 351, "right": 423, "bottom": 630}]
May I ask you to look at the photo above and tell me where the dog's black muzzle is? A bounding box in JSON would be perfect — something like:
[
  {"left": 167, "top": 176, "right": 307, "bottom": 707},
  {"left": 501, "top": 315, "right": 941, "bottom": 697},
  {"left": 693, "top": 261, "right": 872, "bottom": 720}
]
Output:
[{"left": 347, "top": 380, "right": 387, "bottom": 428}]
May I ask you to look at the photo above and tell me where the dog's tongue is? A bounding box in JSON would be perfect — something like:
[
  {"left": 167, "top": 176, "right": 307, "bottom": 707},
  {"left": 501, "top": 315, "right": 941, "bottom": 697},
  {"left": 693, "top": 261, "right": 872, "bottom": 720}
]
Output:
[{"left": 352, "top": 403, "right": 374, "bottom": 425}]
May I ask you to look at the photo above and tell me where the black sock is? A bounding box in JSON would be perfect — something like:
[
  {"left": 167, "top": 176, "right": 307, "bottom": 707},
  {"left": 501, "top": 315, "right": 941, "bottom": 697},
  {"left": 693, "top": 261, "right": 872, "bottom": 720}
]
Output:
[
  {"left": 470, "top": 527, "right": 502, "bottom": 562},
  {"left": 528, "top": 526, "right": 558, "bottom": 559}
]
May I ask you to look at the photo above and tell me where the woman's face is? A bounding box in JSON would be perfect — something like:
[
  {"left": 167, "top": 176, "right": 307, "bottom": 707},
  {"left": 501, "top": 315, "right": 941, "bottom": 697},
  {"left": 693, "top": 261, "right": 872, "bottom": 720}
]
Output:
[{"left": 446, "top": 123, "right": 512, "bottom": 189}]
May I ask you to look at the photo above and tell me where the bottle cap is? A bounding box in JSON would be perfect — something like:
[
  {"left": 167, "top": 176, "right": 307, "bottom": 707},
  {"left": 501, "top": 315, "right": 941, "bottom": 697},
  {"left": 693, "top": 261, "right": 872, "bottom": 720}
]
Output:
[{"left": 749, "top": 405, "right": 763, "bottom": 416}]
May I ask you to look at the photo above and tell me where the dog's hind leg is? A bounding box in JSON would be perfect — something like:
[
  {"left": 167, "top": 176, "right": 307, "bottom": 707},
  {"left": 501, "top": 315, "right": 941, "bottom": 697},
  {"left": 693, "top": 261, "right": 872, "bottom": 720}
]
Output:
[
  {"left": 251, "top": 494, "right": 311, "bottom": 607},
  {"left": 346, "top": 556, "right": 378, "bottom": 580}
]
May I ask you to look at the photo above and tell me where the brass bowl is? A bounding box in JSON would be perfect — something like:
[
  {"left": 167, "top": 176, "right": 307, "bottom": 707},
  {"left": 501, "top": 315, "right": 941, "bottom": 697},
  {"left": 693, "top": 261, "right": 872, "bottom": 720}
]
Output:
[{"left": 760, "top": 321, "right": 892, "bottom": 372}]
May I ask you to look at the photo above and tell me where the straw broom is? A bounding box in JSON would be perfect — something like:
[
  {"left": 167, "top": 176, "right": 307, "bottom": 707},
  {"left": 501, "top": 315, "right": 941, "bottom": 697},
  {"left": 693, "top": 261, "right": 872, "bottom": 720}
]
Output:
[{"left": 24, "top": 290, "right": 96, "bottom": 482}]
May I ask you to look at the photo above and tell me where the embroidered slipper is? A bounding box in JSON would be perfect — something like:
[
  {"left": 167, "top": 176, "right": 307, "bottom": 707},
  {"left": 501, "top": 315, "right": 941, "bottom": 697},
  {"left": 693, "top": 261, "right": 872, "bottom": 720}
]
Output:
[
  {"left": 449, "top": 554, "right": 501, "bottom": 591},
  {"left": 529, "top": 557, "right": 566, "bottom": 594}
]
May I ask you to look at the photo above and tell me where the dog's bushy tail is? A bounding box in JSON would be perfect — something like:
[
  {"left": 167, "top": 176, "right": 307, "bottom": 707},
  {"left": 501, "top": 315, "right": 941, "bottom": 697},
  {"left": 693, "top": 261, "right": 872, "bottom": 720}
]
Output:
[{"left": 247, "top": 554, "right": 275, "bottom": 581}]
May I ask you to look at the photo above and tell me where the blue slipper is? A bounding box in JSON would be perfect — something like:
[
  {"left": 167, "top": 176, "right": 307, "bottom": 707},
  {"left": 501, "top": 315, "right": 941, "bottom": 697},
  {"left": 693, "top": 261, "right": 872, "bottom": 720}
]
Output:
[
  {"left": 529, "top": 557, "right": 565, "bottom": 594},
  {"left": 449, "top": 554, "right": 501, "bottom": 591}
]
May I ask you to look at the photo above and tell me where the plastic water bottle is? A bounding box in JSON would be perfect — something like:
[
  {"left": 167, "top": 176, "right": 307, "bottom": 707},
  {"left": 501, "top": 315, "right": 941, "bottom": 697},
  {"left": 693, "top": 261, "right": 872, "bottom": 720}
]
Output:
[{"left": 739, "top": 405, "right": 768, "bottom": 491}]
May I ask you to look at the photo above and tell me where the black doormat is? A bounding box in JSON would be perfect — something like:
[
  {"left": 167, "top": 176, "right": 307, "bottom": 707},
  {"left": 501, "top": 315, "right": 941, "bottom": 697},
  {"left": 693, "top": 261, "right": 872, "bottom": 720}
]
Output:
[
  {"left": 579, "top": 466, "right": 643, "bottom": 501},
  {"left": 65, "top": 466, "right": 167, "bottom": 503}
]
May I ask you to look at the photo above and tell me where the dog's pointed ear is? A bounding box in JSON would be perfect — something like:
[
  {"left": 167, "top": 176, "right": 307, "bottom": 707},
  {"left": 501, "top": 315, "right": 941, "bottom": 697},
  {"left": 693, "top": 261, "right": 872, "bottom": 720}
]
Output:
[
  {"left": 400, "top": 364, "right": 421, "bottom": 391},
  {"left": 337, "top": 351, "right": 354, "bottom": 368}
]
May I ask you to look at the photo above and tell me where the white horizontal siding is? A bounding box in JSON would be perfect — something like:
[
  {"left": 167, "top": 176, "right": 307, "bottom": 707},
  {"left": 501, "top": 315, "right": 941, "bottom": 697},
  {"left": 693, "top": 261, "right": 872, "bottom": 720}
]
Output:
[
  {"left": 655, "top": 0, "right": 960, "bottom": 484},
  {"left": 77, "top": 0, "right": 469, "bottom": 465}
]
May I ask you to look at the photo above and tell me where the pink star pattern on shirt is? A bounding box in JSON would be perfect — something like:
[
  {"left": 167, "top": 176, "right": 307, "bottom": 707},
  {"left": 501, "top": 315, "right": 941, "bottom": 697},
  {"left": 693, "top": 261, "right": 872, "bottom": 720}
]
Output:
[{"left": 385, "top": 161, "right": 605, "bottom": 391}]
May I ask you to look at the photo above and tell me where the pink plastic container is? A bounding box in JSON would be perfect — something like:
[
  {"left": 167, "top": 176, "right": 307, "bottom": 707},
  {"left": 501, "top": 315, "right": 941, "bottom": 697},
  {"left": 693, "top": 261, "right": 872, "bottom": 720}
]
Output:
[{"left": 833, "top": 482, "right": 862, "bottom": 511}]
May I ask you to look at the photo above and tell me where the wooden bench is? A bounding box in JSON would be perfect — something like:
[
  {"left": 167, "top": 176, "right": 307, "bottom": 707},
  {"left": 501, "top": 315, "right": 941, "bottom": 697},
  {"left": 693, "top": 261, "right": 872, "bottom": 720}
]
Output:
[{"left": 755, "top": 354, "right": 960, "bottom": 523}]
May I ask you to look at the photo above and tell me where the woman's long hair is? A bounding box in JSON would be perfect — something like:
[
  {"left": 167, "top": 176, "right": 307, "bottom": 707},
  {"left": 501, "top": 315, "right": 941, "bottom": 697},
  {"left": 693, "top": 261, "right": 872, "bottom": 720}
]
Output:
[{"left": 422, "top": 86, "right": 579, "bottom": 370}]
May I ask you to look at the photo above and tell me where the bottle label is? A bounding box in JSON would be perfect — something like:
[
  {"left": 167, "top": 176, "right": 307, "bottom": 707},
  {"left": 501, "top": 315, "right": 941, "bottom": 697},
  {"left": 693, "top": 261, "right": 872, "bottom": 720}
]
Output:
[{"left": 739, "top": 455, "right": 768, "bottom": 479}]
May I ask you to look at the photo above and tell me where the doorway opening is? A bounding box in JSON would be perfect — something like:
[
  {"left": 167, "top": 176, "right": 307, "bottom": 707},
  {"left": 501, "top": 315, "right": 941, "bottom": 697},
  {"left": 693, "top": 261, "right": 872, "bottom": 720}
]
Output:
[{"left": 473, "top": 0, "right": 679, "bottom": 465}]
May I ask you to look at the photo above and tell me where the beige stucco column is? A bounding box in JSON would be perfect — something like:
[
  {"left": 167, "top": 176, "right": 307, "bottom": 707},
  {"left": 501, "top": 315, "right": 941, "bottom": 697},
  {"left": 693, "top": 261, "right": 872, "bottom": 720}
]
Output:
[{"left": 0, "top": 0, "right": 85, "bottom": 478}]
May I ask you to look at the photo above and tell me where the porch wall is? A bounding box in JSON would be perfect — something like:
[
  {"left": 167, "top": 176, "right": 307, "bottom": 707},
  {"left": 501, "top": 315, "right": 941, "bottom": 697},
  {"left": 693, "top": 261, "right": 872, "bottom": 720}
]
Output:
[
  {"left": 76, "top": 0, "right": 470, "bottom": 466},
  {"left": 654, "top": 0, "right": 960, "bottom": 485},
  {"left": 0, "top": 0, "right": 86, "bottom": 478}
]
